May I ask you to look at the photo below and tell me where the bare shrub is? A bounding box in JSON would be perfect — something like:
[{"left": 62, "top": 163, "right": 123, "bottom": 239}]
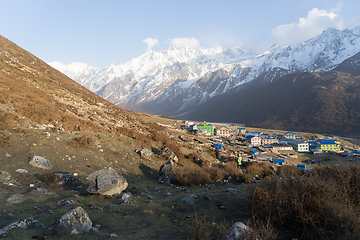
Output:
[
  {"left": 191, "top": 212, "right": 228, "bottom": 240},
  {"left": 223, "top": 161, "right": 249, "bottom": 183},
  {"left": 170, "top": 166, "right": 211, "bottom": 186},
  {"left": 70, "top": 135, "right": 93, "bottom": 148},
  {"left": 244, "top": 162, "right": 274, "bottom": 179},
  {"left": 247, "top": 165, "right": 360, "bottom": 239}
]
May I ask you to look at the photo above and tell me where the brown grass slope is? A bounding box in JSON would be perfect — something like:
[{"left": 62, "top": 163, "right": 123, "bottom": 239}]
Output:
[{"left": 0, "top": 34, "right": 144, "bottom": 132}]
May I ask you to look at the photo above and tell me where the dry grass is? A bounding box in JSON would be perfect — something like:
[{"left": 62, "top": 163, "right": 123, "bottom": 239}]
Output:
[
  {"left": 243, "top": 162, "right": 275, "bottom": 179},
  {"left": 170, "top": 161, "right": 246, "bottom": 186},
  {"left": 70, "top": 135, "right": 94, "bottom": 149}
]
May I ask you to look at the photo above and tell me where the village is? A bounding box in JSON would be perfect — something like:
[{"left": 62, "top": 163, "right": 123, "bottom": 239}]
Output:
[{"left": 177, "top": 120, "right": 360, "bottom": 170}]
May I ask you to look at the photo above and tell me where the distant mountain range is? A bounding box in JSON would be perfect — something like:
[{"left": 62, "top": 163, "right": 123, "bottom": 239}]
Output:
[{"left": 50, "top": 27, "right": 360, "bottom": 138}]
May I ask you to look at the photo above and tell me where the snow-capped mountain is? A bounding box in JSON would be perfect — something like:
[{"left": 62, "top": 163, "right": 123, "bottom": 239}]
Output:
[{"left": 50, "top": 27, "right": 360, "bottom": 117}]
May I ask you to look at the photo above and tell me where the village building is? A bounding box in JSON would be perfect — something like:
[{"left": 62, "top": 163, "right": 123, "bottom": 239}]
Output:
[
  {"left": 272, "top": 145, "right": 293, "bottom": 151},
  {"left": 197, "top": 122, "right": 214, "bottom": 135},
  {"left": 316, "top": 140, "right": 341, "bottom": 152},
  {"left": 287, "top": 140, "right": 309, "bottom": 152},
  {"left": 284, "top": 131, "right": 296, "bottom": 139},
  {"left": 246, "top": 135, "right": 261, "bottom": 146},
  {"left": 261, "top": 136, "right": 278, "bottom": 145},
  {"left": 215, "top": 126, "right": 230, "bottom": 138}
]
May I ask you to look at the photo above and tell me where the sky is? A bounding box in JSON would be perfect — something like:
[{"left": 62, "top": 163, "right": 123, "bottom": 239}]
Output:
[{"left": 1, "top": 0, "right": 360, "bottom": 68}]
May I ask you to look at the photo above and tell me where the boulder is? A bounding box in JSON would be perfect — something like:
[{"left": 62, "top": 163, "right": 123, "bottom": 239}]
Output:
[
  {"left": 6, "top": 194, "right": 27, "bottom": 204},
  {"left": 159, "top": 160, "right": 175, "bottom": 184},
  {"left": 176, "top": 194, "right": 199, "bottom": 205},
  {"left": 0, "top": 171, "right": 12, "bottom": 181},
  {"left": 43, "top": 207, "right": 92, "bottom": 235},
  {"left": 29, "top": 155, "right": 52, "bottom": 170},
  {"left": 161, "top": 147, "right": 179, "bottom": 163},
  {"left": 0, "top": 218, "right": 44, "bottom": 236},
  {"left": 87, "top": 168, "right": 128, "bottom": 196},
  {"left": 54, "top": 172, "right": 78, "bottom": 187},
  {"left": 139, "top": 148, "right": 152, "bottom": 159},
  {"left": 226, "top": 222, "right": 252, "bottom": 240}
]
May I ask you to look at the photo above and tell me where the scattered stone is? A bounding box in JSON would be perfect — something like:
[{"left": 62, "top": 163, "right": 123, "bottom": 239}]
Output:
[
  {"left": 55, "top": 136, "right": 60, "bottom": 141},
  {"left": 29, "top": 184, "right": 35, "bottom": 188},
  {"left": 227, "top": 188, "right": 242, "bottom": 193},
  {"left": 176, "top": 194, "right": 199, "bottom": 205},
  {"left": 6, "top": 194, "right": 27, "bottom": 204},
  {"left": 139, "top": 148, "right": 152, "bottom": 159},
  {"left": 161, "top": 147, "right": 179, "bottom": 163},
  {"left": 109, "top": 233, "right": 118, "bottom": 238},
  {"left": 204, "top": 193, "right": 213, "bottom": 201},
  {"left": 159, "top": 160, "right": 175, "bottom": 185},
  {"left": 43, "top": 207, "right": 92, "bottom": 236},
  {"left": 16, "top": 169, "right": 28, "bottom": 174},
  {"left": 43, "top": 132, "right": 51, "bottom": 138},
  {"left": 219, "top": 205, "right": 227, "bottom": 210},
  {"left": 87, "top": 168, "right": 128, "bottom": 196},
  {"left": 121, "top": 192, "right": 132, "bottom": 205},
  {"left": 58, "top": 199, "right": 76, "bottom": 207},
  {"left": 141, "top": 192, "right": 153, "bottom": 200},
  {"left": 0, "top": 218, "right": 44, "bottom": 236},
  {"left": 28, "top": 155, "right": 52, "bottom": 170},
  {"left": 5, "top": 152, "right": 11, "bottom": 158},
  {"left": 54, "top": 172, "right": 78, "bottom": 186},
  {"left": 226, "top": 222, "right": 252, "bottom": 240},
  {"left": 36, "top": 188, "right": 53, "bottom": 195},
  {"left": 0, "top": 171, "right": 12, "bottom": 181}
]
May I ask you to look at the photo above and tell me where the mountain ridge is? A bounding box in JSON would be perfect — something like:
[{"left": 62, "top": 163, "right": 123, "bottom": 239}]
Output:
[{"left": 51, "top": 27, "right": 360, "bottom": 118}]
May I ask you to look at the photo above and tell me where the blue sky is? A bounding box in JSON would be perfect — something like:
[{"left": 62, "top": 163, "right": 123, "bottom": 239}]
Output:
[{"left": 1, "top": 0, "right": 360, "bottom": 68}]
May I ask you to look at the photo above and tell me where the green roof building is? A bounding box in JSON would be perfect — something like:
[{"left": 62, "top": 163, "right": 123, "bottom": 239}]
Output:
[{"left": 197, "top": 122, "right": 214, "bottom": 135}]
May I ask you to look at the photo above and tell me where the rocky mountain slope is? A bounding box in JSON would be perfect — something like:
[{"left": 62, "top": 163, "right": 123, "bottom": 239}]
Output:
[
  {"left": 0, "top": 34, "right": 151, "bottom": 134},
  {"left": 52, "top": 27, "right": 360, "bottom": 119}
]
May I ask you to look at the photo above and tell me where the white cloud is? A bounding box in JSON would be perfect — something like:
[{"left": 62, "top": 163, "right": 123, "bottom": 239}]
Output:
[
  {"left": 170, "top": 37, "right": 200, "bottom": 48},
  {"left": 272, "top": 6, "right": 344, "bottom": 46},
  {"left": 142, "top": 38, "right": 159, "bottom": 51}
]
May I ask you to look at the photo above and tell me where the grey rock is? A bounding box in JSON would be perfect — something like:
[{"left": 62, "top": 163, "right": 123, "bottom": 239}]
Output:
[
  {"left": 121, "top": 192, "right": 132, "bottom": 205},
  {"left": 139, "top": 148, "right": 152, "bottom": 159},
  {"left": 15, "top": 169, "right": 28, "bottom": 174},
  {"left": 161, "top": 147, "right": 179, "bottom": 163},
  {"left": 0, "top": 171, "right": 12, "bottom": 181},
  {"left": 29, "top": 155, "right": 52, "bottom": 170},
  {"left": 159, "top": 160, "right": 175, "bottom": 184},
  {"left": 54, "top": 172, "right": 78, "bottom": 186},
  {"left": 1, "top": 218, "right": 44, "bottom": 232},
  {"left": 6, "top": 194, "right": 27, "bottom": 204},
  {"left": 87, "top": 168, "right": 128, "bottom": 196},
  {"left": 176, "top": 194, "right": 199, "bottom": 205},
  {"left": 36, "top": 188, "right": 53, "bottom": 195},
  {"left": 226, "top": 222, "right": 252, "bottom": 240},
  {"left": 43, "top": 207, "right": 92, "bottom": 235},
  {"left": 58, "top": 199, "right": 76, "bottom": 207},
  {"left": 204, "top": 193, "right": 213, "bottom": 201}
]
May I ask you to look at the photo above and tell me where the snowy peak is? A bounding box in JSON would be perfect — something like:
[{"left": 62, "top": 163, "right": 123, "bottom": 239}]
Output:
[{"left": 51, "top": 27, "right": 360, "bottom": 117}]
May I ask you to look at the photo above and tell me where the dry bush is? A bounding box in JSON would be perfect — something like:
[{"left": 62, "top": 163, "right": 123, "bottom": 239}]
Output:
[
  {"left": 204, "top": 167, "right": 225, "bottom": 182},
  {"left": 191, "top": 212, "right": 228, "bottom": 240},
  {"left": 188, "top": 153, "right": 210, "bottom": 167},
  {"left": 43, "top": 173, "right": 60, "bottom": 183},
  {"left": 244, "top": 162, "right": 274, "bottom": 179},
  {"left": 235, "top": 217, "right": 278, "bottom": 240},
  {"left": 70, "top": 135, "right": 93, "bottom": 149},
  {"left": 223, "top": 161, "right": 249, "bottom": 183},
  {"left": 170, "top": 166, "right": 211, "bottom": 186},
  {"left": 247, "top": 165, "right": 360, "bottom": 239}
]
